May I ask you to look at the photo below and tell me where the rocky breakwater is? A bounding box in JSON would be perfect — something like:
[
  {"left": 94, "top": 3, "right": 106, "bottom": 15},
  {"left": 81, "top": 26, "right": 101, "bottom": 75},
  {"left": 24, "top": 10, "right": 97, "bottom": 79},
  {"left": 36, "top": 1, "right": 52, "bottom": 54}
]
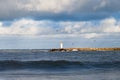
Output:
[{"left": 50, "top": 48, "right": 120, "bottom": 52}]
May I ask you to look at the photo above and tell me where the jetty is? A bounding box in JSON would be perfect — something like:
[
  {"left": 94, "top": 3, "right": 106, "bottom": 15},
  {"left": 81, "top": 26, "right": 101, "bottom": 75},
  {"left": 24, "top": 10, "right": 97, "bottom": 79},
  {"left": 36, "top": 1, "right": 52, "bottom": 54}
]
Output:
[
  {"left": 50, "top": 42, "right": 120, "bottom": 52},
  {"left": 50, "top": 48, "right": 120, "bottom": 52}
]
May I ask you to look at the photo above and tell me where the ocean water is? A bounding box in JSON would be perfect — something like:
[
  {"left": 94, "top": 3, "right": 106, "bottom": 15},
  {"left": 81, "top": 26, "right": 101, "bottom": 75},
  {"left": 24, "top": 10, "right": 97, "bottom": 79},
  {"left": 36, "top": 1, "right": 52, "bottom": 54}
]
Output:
[{"left": 0, "top": 50, "right": 120, "bottom": 80}]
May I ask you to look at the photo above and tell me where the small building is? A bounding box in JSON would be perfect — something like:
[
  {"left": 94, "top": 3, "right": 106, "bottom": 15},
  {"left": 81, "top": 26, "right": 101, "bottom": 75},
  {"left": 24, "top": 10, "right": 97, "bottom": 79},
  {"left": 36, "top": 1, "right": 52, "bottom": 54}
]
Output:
[{"left": 72, "top": 49, "right": 78, "bottom": 51}]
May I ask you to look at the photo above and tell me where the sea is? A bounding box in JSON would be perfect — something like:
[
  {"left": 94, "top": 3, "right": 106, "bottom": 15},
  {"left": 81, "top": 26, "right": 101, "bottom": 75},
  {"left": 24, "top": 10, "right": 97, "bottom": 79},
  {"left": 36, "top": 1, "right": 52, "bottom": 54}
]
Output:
[{"left": 0, "top": 50, "right": 120, "bottom": 80}]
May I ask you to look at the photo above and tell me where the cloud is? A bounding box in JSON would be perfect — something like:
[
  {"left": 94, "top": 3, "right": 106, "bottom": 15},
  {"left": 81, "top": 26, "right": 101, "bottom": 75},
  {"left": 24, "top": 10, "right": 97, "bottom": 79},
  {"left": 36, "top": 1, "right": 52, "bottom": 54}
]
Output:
[
  {"left": 0, "top": 17, "right": 120, "bottom": 39},
  {"left": 0, "top": 0, "right": 120, "bottom": 21},
  {"left": 0, "top": 19, "right": 56, "bottom": 36},
  {"left": 62, "top": 17, "right": 120, "bottom": 33}
]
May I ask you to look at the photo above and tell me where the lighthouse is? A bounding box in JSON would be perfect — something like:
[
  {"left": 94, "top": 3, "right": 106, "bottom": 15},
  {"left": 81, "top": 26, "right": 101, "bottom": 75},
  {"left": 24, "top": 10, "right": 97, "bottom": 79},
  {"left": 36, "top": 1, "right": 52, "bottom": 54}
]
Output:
[{"left": 60, "top": 42, "right": 63, "bottom": 49}]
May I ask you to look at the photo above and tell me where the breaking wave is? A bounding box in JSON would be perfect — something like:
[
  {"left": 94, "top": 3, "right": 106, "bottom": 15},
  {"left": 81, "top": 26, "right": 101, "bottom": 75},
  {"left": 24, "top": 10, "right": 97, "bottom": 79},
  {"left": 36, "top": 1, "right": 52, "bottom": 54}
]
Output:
[{"left": 0, "top": 60, "right": 120, "bottom": 71}]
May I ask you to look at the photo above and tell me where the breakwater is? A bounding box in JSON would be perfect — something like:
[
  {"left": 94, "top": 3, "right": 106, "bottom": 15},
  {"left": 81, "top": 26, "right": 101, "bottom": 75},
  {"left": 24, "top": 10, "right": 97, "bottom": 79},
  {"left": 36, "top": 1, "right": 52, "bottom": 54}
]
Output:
[
  {"left": 50, "top": 48, "right": 120, "bottom": 52},
  {"left": 0, "top": 48, "right": 120, "bottom": 53}
]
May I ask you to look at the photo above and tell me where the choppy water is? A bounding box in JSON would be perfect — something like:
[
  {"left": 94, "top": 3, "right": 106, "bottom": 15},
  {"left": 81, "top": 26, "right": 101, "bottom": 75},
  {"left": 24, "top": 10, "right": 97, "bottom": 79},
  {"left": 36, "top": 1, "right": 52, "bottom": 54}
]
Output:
[{"left": 0, "top": 50, "right": 120, "bottom": 80}]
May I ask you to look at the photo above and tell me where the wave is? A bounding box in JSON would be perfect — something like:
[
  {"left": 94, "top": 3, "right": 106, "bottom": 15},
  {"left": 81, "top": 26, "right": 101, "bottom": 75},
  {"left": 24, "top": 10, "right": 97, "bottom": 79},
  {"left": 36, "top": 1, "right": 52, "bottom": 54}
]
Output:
[{"left": 0, "top": 60, "right": 120, "bottom": 71}]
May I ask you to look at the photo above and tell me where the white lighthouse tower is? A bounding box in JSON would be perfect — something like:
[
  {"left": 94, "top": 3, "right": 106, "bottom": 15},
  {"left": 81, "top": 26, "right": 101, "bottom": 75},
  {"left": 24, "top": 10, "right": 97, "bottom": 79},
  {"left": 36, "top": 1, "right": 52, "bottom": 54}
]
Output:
[{"left": 60, "top": 42, "right": 63, "bottom": 49}]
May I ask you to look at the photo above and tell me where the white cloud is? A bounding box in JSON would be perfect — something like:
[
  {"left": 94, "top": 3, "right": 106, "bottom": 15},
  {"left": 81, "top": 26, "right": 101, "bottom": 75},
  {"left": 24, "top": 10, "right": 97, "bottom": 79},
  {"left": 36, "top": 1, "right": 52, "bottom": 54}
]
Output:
[
  {"left": 0, "top": 17, "right": 120, "bottom": 39},
  {"left": 77, "top": 18, "right": 120, "bottom": 33},
  {"left": 20, "top": 0, "right": 73, "bottom": 13},
  {"left": 0, "top": 19, "right": 55, "bottom": 35},
  {"left": 15, "top": 0, "right": 90, "bottom": 13}
]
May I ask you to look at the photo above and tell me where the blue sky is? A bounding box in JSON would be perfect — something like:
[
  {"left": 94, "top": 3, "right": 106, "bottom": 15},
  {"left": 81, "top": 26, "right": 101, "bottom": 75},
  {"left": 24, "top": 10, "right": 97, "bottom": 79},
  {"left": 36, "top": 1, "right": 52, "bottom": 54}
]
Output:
[{"left": 0, "top": 0, "right": 120, "bottom": 49}]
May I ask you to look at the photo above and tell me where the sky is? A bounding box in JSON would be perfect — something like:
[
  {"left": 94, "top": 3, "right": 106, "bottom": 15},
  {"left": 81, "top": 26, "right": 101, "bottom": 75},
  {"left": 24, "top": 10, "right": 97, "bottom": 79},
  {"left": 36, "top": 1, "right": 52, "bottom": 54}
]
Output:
[{"left": 0, "top": 0, "right": 120, "bottom": 49}]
